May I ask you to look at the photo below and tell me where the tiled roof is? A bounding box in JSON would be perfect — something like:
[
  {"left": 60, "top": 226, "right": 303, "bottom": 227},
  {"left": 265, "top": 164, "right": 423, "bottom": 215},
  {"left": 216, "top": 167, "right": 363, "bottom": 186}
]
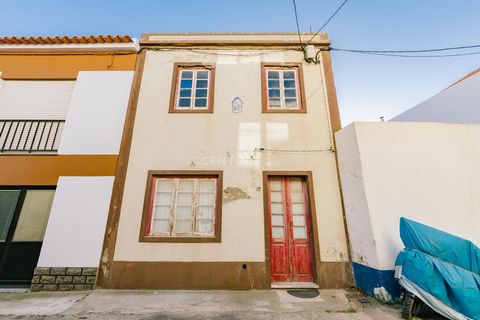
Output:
[{"left": 0, "top": 35, "right": 133, "bottom": 45}]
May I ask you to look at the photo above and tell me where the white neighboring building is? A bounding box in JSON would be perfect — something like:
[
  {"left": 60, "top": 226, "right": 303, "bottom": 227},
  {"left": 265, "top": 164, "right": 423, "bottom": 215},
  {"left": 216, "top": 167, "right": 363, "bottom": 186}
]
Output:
[
  {"left": 392, "top": 69, "right": 480, "bottom": 123},
  {"left": 336, "top": 69, "right": 480, "bottom": 300}
]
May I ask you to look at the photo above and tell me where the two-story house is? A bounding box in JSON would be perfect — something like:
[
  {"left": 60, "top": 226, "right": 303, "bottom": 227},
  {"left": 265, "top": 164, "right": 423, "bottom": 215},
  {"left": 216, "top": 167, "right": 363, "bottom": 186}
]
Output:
[
  {"left": 97, "top": 33, "right": 351, "bottom": 290},
  {"left": 0, "top": 35, "right": 138, "bottom": 290}
]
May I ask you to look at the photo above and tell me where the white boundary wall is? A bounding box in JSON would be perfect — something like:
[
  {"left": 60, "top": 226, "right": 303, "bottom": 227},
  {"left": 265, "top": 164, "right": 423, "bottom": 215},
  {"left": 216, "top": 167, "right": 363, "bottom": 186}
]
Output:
[{"left": 336, "top": 122, "right": 480, "bottom": 270}]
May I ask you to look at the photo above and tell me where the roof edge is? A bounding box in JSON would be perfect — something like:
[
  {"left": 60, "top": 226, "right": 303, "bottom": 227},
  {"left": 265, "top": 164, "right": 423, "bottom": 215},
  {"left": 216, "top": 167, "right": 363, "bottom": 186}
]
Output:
[
  {"left": 140, "top": 32, "right": 330, "bottom": 48},
  {"left": 0, "top": 35, "right": 139, "bottom": 52}
]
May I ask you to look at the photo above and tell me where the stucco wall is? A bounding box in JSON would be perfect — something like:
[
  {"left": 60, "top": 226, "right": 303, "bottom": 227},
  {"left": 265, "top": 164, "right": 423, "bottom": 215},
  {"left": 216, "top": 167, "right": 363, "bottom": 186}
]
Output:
[
  {"left": 38, "top": 176, "right": 113, "bottom": 267},
  {"left": 336, "top": 122, "right": 480, "bottom": 271},
  {"left": 113, "top": 49, "right": 348, "bottom": 263},
  {"left": 58, "top": 71, "right": 133, "bottom": 155}
]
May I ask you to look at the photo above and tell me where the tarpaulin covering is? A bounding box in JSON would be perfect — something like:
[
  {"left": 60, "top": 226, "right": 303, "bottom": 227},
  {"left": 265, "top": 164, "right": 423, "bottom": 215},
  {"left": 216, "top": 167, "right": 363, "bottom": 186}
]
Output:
[{"left": 395, "top": 218, "right": 480, "bottom": 320}]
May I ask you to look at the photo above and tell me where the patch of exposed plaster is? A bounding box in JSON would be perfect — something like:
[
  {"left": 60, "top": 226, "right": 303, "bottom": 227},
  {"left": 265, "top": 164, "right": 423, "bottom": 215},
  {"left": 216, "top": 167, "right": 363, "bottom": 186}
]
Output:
[{"left": 223, "top": 186, "right": 250, "bottom": 203}]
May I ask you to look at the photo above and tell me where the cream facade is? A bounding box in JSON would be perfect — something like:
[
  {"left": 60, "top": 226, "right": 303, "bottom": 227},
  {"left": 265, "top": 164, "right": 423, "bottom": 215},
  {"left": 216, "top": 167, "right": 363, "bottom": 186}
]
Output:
[{"left": 99, "top": 33, "right": 350, "bottom": 289}]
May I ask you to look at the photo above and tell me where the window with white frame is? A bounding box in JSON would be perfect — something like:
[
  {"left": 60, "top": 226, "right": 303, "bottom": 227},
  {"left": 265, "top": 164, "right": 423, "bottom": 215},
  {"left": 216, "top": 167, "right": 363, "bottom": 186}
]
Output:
[
  {"left": 263, "top": 65, "right": 305, "bottom": 112},
  {"left": 144, "top": 175, "right": 220, "bottom": 239},
  {"left": 170, "top": 64, "right": 215, "bottom": 113}
]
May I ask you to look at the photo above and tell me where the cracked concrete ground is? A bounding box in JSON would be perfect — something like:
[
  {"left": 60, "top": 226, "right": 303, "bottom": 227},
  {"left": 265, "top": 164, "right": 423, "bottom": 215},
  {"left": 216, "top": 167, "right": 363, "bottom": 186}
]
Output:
[{"left": 0, "top": 289, "right": 402, "bottom": 320}]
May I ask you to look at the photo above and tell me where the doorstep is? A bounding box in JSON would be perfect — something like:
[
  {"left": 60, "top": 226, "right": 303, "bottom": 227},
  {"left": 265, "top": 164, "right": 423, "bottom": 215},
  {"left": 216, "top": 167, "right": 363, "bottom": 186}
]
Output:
[{"left": 271, "top": 282, "right": 319, "bottom": 289}]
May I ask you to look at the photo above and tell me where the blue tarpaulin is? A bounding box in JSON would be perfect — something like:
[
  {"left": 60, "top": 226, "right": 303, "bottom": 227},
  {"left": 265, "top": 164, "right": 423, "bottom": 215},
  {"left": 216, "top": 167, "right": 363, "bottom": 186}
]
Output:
[{"left": 395, "top": 218, "right": 480, "bottom": 320}]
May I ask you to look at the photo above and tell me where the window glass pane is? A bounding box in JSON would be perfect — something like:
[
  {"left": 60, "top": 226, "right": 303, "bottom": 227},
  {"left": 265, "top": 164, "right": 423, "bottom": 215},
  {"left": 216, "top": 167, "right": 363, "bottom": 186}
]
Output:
[
  {"left": 176, "top": 206, "right": 193, "bottom": 219},
  {"left": 283, "top": 71, "right": 295, "bottom": 79},
  {"left": 285, "top": 98, "right": 298, "bottom": 109},
  {"left": 196, "top": 220, "right": 213, "bottom": 235},
  {"left": 157, "top": 179, "right": 174, "bottom": 192},
  {"left": 177, "top": 193, "right": 194, "bottom": 205},
  {"left": 293, "top": 226, "right": 307, "bottom": 239},
  {"left": 290, "top": 191, "right": 304, "bottom": 202},
  {"left": 155, "top": 192, "right": 172, "bottom": 206},
  {"left": 269, "top": 180, "right": 282, "bottom": 191},
  {"left": 270, "top": 191, "right": 283, "bottom": 202},
  {"left": 267, "top": 71, "right": 279, "bottom": 79},
  {"left": 179, "top": 89, "right": 191, "bottom": 98},
  {"left": 285, "top": 89, "right": 297, "bottom": 98},
  {"left": 178, "top": 98, "right": 191, "bottom": 107},
  {"left": 198, "top": 179, "right": 215, "bottom": 192},
  {"left": 272, "top": 214, "right": 284, "bottom": 226},
  {"left": 284, "top": 80, "right": 296, "bottom": 88},
  {"left": 290, "top": 180, "right": 303, "bottom": 191},
  {"left": 197, "top": 71, "right": 209, "bottom": 79},
  {"left": 272, "top": 226, "right": 284, "bottom": 238},
  {"left": 0, "top": 190, "right": 20, "bottom": 241},
  {"left": 175, "top": 219, "right": 193, "bottom": 234},
  {"left": 196, "top": 80, "right": 208, "bottom": 88},
  {"left": 153, "top": 206, "right": 171, "bottom": 220},
  {"left": 198, "top": 193, "right": 215, "bottom": 205},
  {"left": 181, "top": 71, "right": 193, "bottom": 79},
  {"left": 180, "top": 79, "right": 193, "bottom": 89},
  {"left": 178, "top": 180, "right": 194, "bottom": 192},
  {"left": 270, "top": 202, "right": 284, "bottom": 214},
  {"left": 268, "top": 80, "right": 280, "bottom": 88},
  {"left": 268, "top": 89, "right": 280, "bottom": 98},
  {"left": 197, "top": 206, "right": 215, "bottom": 219},
  {"left": 195, "top": 89, "right": 208, "bottom": 98},
  {"left": 269, "top": 98, "right": 281, "bottom": 108},
  {"left": 13, "top": 190, "right": 55, "bottom": 241},
  {"left": 151, "top": 219, "right": 170, "bottom": 234},
  {"left": 194, "top": 98, "right": 207, "bottom": 108},
  {"left": 291, "top": 203, "right": 305, "bottom": 215},
  {"left": 293, "top": 215, "right": 306, "bottom": 227}
]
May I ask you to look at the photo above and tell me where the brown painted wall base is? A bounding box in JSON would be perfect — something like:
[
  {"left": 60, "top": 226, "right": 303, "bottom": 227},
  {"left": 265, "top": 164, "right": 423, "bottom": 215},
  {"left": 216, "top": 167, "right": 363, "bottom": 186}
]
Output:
[
  {"left": 316, "top": 262, "right": 353, "bottom": 289},
  {"left": 99, "top": 261, "right": 270, "bottom": 290},
  {"left": 98, "top": 260, "right": 352, "bottom": 290}
]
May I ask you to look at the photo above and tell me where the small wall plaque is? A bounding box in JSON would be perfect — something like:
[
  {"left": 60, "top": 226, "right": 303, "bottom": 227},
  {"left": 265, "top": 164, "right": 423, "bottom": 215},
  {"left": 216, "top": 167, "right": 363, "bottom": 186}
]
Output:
[{"left": 231, "top": 96, "right": 244, "bottom": 113}]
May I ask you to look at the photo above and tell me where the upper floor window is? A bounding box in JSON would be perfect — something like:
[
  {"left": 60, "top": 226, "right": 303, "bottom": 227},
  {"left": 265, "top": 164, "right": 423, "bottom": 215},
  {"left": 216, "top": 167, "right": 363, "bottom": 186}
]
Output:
[
  {"left": 169, "top": 63, "right": 215, "bottom": 113},
  {"left": 261, "top": 63, "right": 306, "bottom": 113},
  {"left": 140, "top": 171, "right": 223, "bottom": 243}
]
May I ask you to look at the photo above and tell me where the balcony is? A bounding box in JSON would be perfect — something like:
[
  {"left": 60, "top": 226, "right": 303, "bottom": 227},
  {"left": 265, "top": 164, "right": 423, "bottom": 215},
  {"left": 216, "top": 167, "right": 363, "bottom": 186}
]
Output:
[{"left": 0, "top": 120, "right": 65, "bottom": 153}]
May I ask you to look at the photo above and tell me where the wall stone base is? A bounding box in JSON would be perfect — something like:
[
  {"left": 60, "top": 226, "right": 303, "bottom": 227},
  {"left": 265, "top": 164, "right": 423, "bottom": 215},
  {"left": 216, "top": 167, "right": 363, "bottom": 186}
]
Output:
[{"left": 31, "top": 267, "right": 97, "bottom": 292}]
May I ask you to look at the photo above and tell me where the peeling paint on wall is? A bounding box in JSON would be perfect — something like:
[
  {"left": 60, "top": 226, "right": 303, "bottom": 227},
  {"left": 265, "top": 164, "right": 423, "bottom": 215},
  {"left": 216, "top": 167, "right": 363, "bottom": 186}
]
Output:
[{"left": 223, "top": 186, "right": 250, "bottom": 203}]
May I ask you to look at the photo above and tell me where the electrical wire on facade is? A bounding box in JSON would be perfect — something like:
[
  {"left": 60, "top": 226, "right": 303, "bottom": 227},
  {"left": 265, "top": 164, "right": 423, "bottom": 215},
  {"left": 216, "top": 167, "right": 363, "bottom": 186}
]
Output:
[{"left": 255, "top": 147, "right": 333, "bottom": 153}]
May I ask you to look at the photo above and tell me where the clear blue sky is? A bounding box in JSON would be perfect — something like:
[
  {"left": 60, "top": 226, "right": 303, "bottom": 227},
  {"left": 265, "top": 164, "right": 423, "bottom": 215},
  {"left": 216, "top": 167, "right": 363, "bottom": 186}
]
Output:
[{"left": 1, "top": 0, "right": 479, "bottom": 125}]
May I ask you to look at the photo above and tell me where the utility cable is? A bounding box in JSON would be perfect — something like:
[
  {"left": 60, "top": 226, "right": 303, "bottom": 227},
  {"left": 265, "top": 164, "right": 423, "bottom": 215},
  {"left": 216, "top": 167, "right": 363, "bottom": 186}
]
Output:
[
  {"left": 331, "top": 48, "right": 480, "bottom": 58},
  {"left": 292, "top": 0, "right": 304, "bottom": 49},
  {"left": 331, "top": 44, "right": 480, "bottom": 54},
  {"left": 306, "top": 0, "right": 349, "bottom": 46}
]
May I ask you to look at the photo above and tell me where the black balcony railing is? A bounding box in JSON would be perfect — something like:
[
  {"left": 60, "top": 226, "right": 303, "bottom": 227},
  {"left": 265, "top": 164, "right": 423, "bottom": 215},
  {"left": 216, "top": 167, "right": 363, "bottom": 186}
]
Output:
[{"left": 0, "top": 120, "right": 65, "bottom": 153}]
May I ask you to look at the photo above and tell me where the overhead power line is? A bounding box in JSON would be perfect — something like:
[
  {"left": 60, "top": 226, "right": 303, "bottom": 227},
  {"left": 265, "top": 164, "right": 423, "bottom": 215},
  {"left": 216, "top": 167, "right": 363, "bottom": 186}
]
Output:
[
  {"left": 331, "top": 44, "right": 480, "bottom": 54},
  {"left": 292, "top": 0, "right": 304, "bottom": 48},
  {"left": 306, "top": 0, "right": 349, "bottom": 46},
  {"left": 329, "top": 44, "right": 480, "bottom": 58},
  {"left": 332, "top": 50, "right": 480, "bottom": 58}
]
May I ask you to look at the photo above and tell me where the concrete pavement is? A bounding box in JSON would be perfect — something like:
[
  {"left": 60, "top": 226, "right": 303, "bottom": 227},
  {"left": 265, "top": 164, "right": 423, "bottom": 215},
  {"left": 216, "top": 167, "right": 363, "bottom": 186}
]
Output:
[{"left": 0, "top": 288, "right": 402, "bottom": 319}]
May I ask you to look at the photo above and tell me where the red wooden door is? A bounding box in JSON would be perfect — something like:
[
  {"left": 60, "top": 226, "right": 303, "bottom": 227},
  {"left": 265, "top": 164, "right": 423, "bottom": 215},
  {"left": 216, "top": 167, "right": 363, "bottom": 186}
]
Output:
[{"left": 268, "top": 177, "right": 314, "bottom": 282}]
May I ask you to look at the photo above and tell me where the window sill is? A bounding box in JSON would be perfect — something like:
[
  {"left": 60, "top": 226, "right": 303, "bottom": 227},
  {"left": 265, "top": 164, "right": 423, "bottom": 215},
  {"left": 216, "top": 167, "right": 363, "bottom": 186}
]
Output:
[{"left": 139, "top": 235, "right": 221, "bottom": 243}]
